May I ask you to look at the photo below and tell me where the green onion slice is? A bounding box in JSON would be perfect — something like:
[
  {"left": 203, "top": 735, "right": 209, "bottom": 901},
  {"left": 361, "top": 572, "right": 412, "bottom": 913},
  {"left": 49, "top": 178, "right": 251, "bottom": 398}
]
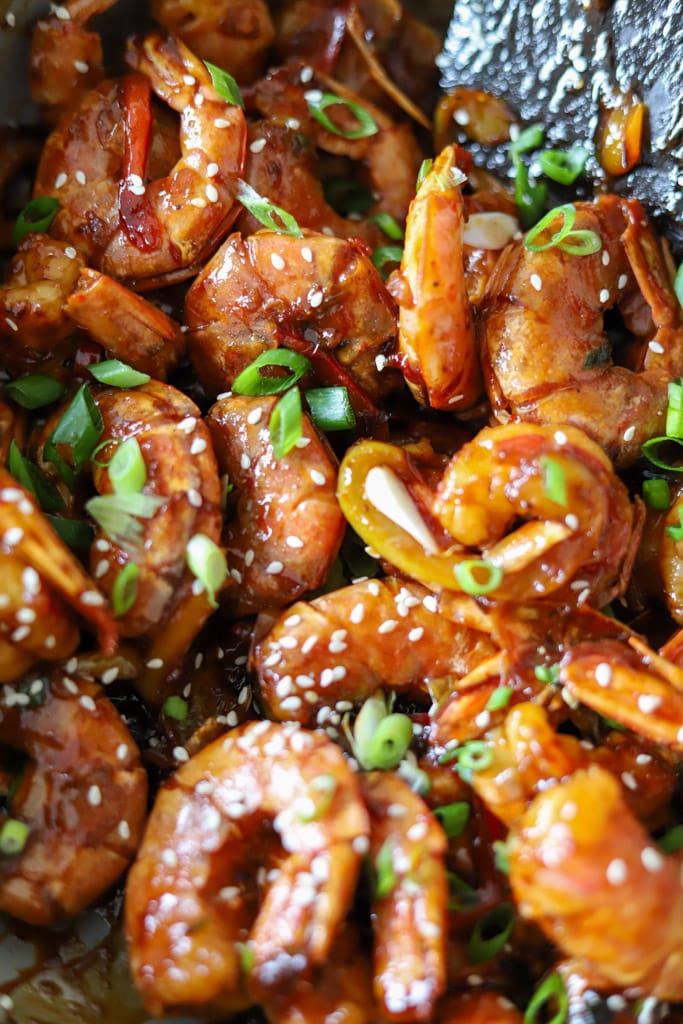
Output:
[
  {"left": 322, "top": 177, "right": 374, "bottom": 216},
  {"left": 305, "top": 90, "right": 378, "bottom": 139},
  {"left": 4, "top": 374, "right": 65, "bottom": 410},
  {"left": 642, "top": 478, "right": 670, "bottom": 511},
  {"left": 108, "top": 437, "right": 147, "bottom": 495},
  {"left": 204, "top": 61, "right": 244, "bottom": 107},
  {"left": 44, "top": 383, "right": 104, "bottom": 486},
  {"left": 186, "top": 533, "right": 227, "bottom": 608},
  {"left": 657, "top": 824, "right": 683, "bottom": 853},
  {"left": 642, "top": 435, "right": 683, "bottom": 472},
  {"left": 441, "top": 740, "right": 493, "bottom": 781},
  {"left": 111, "top": 562, "right": 139, "bottom": 617},
  {"left": 232, "top": 348, "right": 311, "bottom": 397},
  {"left": 416, "top": 159, "right": 433, "bottom": 189},
  {"left": 509, "top": 123, "right": 545, "bottom": 158},
  {"left": 375, "top": 838, "right": 398, "bottom": 898},
  {"left": 300, "top": 774, "right": 337, "bottom": 822},
  {"left": 89, "top": 359, "right": 151, "bottom": 388},
  {"left": 236, "top": 180, "right": 303, "bottom": 237},
  {"left": 364, "top": 713, "right": 413, "bottom": 770},
  {"left": 369, "top": 211, "right": 404, "bottom": 241},
  {"left": 86, "top": 491, "right": 165, "bottom": 548},
  {"left": 486, "top": 685, "right": 513, "bottom": 711},
  {"left": 0, "top": 818, "right": 30, "bottom": 856},
  {"left": 269, "top": 386, "right": 303, "bottom": 458},
  {"left": 541, "top": 455, "right": 568, "bottom": 506},
  {"left": 454, "top": 559, "right": 503, "bottom": 596},
  {"left": 524, "top": 973, "right": 569, "bottom": 1024},
  {"left": 237, "top": 942, "right": 255, "bottom": 974},
  {"left": 493, "top": 839, "right": 510, "bottom": 874},
  {"left": 666, "top": 379, "right": 683, "bottom": 438},
  {"left": 675, "top": 264, "right": 683, "bottom": 310},
  {"left": 448, "top": 871, "right": 480, "bottom": 910},
  {"left": 45, "top": 514, "right": 94, "bottom": 550},
  {"left": 467, "top": 901, "right": 515, "bottom": 964},
  {"left": 8, "top": 442, "right": 64, "bottom": 512},
  {"left": 666, "top": 507, "right": 683, "bottom": 542},
  {"left": 524, "top": 203, "right": 601, "bottom": 255},
  {"left": 534, "top": 662, "right": 561, "bottom": 685},
  {"left": 434, "top": 801, "right": 470, "bottom": 838},
  {"left": 163, "top": 695, "right": 189, "bottom": 722},
  {"left": 13, "top": 197, "right": 59, "bottom": 246},
  {"left": 372, "top": 244, "right": 404, "bottom": 277},
  {"left": 538, "top": 145, "right": 588, "bottom": 185},
  {"left": 305, "top": 386, "right": 356, "bottom": 432},
  {"left": 513, "top": 156, "right": 548, "bottom": 230}
]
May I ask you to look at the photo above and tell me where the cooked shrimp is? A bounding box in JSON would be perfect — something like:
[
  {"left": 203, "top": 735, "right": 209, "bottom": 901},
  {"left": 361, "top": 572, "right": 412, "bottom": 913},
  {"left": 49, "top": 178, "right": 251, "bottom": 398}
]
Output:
[
  {"left": 28, "top": 0, "right": 114, "bottom": 119},
  {"left": 66, "top": 267, "right": 186, "bottom": 379},
  {"left": 0, "top": 469, "right": 116, "bottom": 684},
  {"left": 1, "top": 235, "right": 85, "bottom": 376},
  {"left": 361, "top": 771, "right": 448, "bottom": 1022},
  {"left": 338, "top": 422, "right": 638, "bottom": 607},
  {"left": 185, "top": 229, "right": 399, "bottom": 401},
  {"left": 206, "top": 393, "right": 345, "bottom": 616},
  {"left": 657, "top": 479, "right": 683, "bottom": 625},
  {"left": 34, "top": 32, "right": 246, "bottom": 290},
  {"left": 151, "top": 0, "right": 275, "bottom": 82},
  {"left": 480, "top": 195, "right": 683, "bottom": 467},
  {"left": 253, "top": 576, "right": 497, "bottom": 726},
  {"left": 125, "top": 719, "right": 370, "bottom": 1019},
  {"left": 88, "top": 381, "right": 222, "bottom": 696},
  {"left": 508, "top": 764, "right": 683, "bottom": 998},
  {"left": 0, "top": 671, "right": 146, "bottom": 925}
]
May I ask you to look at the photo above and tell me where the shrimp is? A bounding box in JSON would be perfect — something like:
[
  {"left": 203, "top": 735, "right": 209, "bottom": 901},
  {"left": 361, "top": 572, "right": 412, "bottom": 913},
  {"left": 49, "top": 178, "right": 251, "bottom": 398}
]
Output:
[
  {"left": 657, "top": 479, "right": 683, "bottom": 625},
  {"left": 124, "top": 719, "right": 370, "bottom": 1019},
  {"left": 33, "top": 32, "right": 247, "bottom": 290},
  {"left": 88, "top": 380, "right": 222, "bottom": 698},
  {"left": 1, "top": 235, "right": 85, "bottom": 376},
  {"left": 361, "top": 771, "right": 448, "bottom": 1022},
  {"left": 0, "top": 670, "right": 146, "bottom": 925},
  {"left": 508, "top": 764, "right": 683, "bottom": 998},
  {"left": 185, "top": 229, "right": 400, "bottom": 401},
  {"left": 206, "top": 393, "right": 345, "bottom": 617},
  {"left": 0, "top": 468, "right": 116, "bottom": 684},
  {"left": 151, "top": 0, "right": 275, "bottom": 83},
  {"left": 337, "top": 422, "right": 638, "bottom": 607},
  {"left": 480, "top": 195, "right": 683, "bottom": 467},
  {"left": 28, "top": 0, "right": 114, "bottom": 119},
  {"left": 253, "top": 576, "right": 497, "bottom": 726},
  {"left": 66, "top": 267, "right": 186, "bottom": 380}
]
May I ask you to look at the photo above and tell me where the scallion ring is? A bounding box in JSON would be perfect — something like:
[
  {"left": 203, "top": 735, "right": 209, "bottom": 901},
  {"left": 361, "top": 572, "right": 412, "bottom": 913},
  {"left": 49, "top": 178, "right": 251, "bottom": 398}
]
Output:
[
  {"left": 434, "top": 801, "right": 470, "bottom": 839},
  {"left": 369, "top": 211, "right": 404, "bottom": 241},
  {"left": 486, "top": 685, "right": 513, "bottom": 712},
  {"left": 305, "top": 90, "right": 378, "bottom": 139},
  {"left": 642, "top": 435, "right": 683, "bottom": 472},
  {"left": 642, "top": 478, "right": 670, "bottom": 511},
  {"left": 453, "top": 559, "right": 503, "bottom": 596},
  {"left": 416, "top": 159, "right": 433, "bottom": 189},
  {"left": 163, "top": 695, "right": 189, "bottom": 722},
  {"left": 269, "top": 386, "right": 303, "bottom": 458},
  {"left": 186, "top": 533, "right": 227, "bottom": 608},
  {"left": 524, "top": 203, "right": 601, "bottom": 255},
  {"left": 13, "top": 196, "right": 59, "bottom": 246},
  {"left": 4, "top": 374, "right": 65, "bottom": 410},
  {"left": 541, "top": 455, "right": 568, "bottom": 506},
  {"left": 534, "top": 663, "right": 561, "bottom": 685},
  {"left": 236, "top": 180, "right": 303, "bottom": 237},
  {"left": 44, "top": 383, "right": 104, "bottom": 485},
  {"left": 0, "top": 818, "right": 30, "bottom": 856},
  {"left": 666, "top": 507, "right": 683, "bottom": 542},
  {"left": 524, "top": 973, "right": 569, "bottom": 1024},
  {"left": 305, "top": 386, "right": 356, "bottom": 431},
  {"left": 451, "top": 740, "right": 493, "bottom": 781},
  {"left": 467, "top": 902, "right": 515, "bottom": 964},
  {"left": 375, "top": 839, "right": 398, "bottom": 899},
  {"left": 111, "top": 562, "right": 139, "bottom": 617},
  {"left": 509, "top": 122, "right": 545, "bottom": 158},
  {"left": 666, "top": 378, "right": 683, "bottom": 438},
  {"left": 86, "top": 491, "right": 165, "bottom": 548},
  {"left": 537, "top": 145, "right": 588, "bottom": 185},
  {"left": 363, "top": 713, "right": 413, "bottom": 771},
  {"left": 204, "top": 61, "right": 244, "bottom": 107},
  {"left": 108, "top": 437, "right": 147, "bottom": 495},
  {"left": 657, "top": 824, "right": 683, "bottom": 853},
  {"left": 372, "top": 245, "right": 404, "bottom": 277},
  {"left": 232, "top": 348, "right": 311, "bottom": 397},
  {"left": 89, "top": 359, "right": 151, "bottom": 388}
]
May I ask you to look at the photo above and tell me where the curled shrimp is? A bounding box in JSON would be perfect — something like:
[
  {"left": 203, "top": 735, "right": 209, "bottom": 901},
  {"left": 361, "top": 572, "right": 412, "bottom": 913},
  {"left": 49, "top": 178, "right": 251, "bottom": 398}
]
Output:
[
  {"left": 28, "top": 0, "right": 114, "bottom": 119},
  {"left": 337, "top": 422, "right": 638, "bottom": 606},
  {"left": 185, "top": 229, "right": 399, "bottom": 401},
  {"left": 124, "top": 719, "right": 370, "bottom": 1019},
  {"left": 0, "top": 469, "right": 116, "bottom": 683},
  {"left": 0, "top": 670, "right": 146, "bottom": 925},
  {"left": 34, "top": 32, "right": 246, "bottom": 290},
  {"left": 253, "top": 576, "right": 496, "bottom": 726},
  {"left": 361, "top": 771, "right": 448, "bottom": 1022},
  {"left": 151, "top": 0, "right": 275, "bottom": 82},
  {"left": 508, "top": 764, "right": 683, "bottom": 998},
  {"left": 480, "top": 195, "right": 683, "bottom": 466},
  {"left": 206, "top": 393, "right": 345, "bottom": 616},
  {"left": 657, "top": 479, "right": 683, "bottom": 624}
]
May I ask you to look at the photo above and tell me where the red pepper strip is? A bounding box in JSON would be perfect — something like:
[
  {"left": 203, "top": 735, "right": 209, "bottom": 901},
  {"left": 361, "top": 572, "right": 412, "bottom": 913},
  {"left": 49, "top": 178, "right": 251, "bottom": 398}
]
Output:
[
  {"left": 118, "top": 73, "right": 162, "bottom": 253},
  {"left": 279, "top": 329, "right": 389, "bottom": 440}
]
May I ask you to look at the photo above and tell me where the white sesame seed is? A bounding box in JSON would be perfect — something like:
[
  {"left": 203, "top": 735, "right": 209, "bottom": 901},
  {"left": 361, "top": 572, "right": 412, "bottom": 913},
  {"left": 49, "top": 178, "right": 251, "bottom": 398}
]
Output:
[
  {"left": 530, "top": 273, "right": 542, "bottom": 291},
  {"left": 475, "top": 710, "right": 491, "bottom": 729},
  {"left": 87, "top": 784, "right": 102, "bottom": 806},
  {"left": 621, "top": 771, "right": 638, "bottom": 790},
  {"left": 116, "top": 743, "right": 129, "bottom": 761},
  {"left": 55, "top": 172, "right": 68, "bottom": 188},
  {"left": 81, "top": 589, "right": 105, "bottom": 606},
  {"left": 64, "top": 245, "right": 77, "bottom": 259},
  {"left": 79, "top": 695, "right": 96, "bottom": 712},
  {"left": 0, "top": 994, "right": 14, "bottom": 1012},
  {"left": 310, "top": 469, "right": 326, "bottom": 486},
  {"left": 161, "top": 848, "right": 178, "bottom": 866},
  {"left": 301, "top": 636, "right": 317, "bottom": 654},
  {"left": 601, "top": 249, "right": 610, "bottom": 265},
  {"left": 244, "top": 549, "right": 254, "bottom": 566},
  {"left": 190, "top": 437, "right": 207, "bottom": 455},
  {"left": 249, "top": 137, "right": 267, "bottom": 154},
  {"left": 178, "top": 416, "right": 197, "bottom": 433},
  {"left": 637, "top": 693, "right": 662, "bottom": 713},
  {"left": 649, "top": 340, "right": 665, "bottom": 354},
  {"left": 350, "top": 603, "right": 365, "bottom": 624},
  {"left": 75, "top": 170, "right": 86, "bottom": 185},
  {"left": 214, "top": 118, "right": 230, "bottom": 128},
  {"left": 53, "top": 5, "right": 71, "bottom": 20},
  {"left": 45, "top": 635, "right": 56, "bottom": 648},
  {"left": 606, "top": 996, "right": 627, "bottom": 1012},
  {"left": 240, "top": 453, "right": 251, "bottom": 470},
  {"left": 190, "top": 196, "right": 207, "bottom": 208},
  {"left": 408, "top": 626, "right": 424, "bottom": 642},
  {"left": 247, "top": 406, "right": 263, "bottom": 425},
  {"left": 295, "top": 436, "right": 311, "bottom": 448},
  {"left": 10, "top": 625, "right": 30, "bottom": 642},
  {"left": 5, "top": 11, "right": 15, "bottom": 26},
  {"left": 187, "top": 488, "right": 202, "bottom": 508},
  {"left": 635, "top": 753, "right": 652, "bottom": 765},
  {"left": 266, "top": 561, "right": 284, "bottom": 575},
  {"left": 554, "top": 430, "right": 567, "bottom": 445},
  {"left": 309, "top": 290, "right": 323, "bottom": 308},
  {"left": 95, "top": 538, "right": 111, "bottom": 552},
  {"left": 284, "top": 614, "right": 301, "bottom": 628},
  {"left": 281, "top": 695, "right": 303, "bottom": 712},
  {"left": 146, "top": 657, "right": 164, "bottom": 669},
  {"left": 271, "top": 252, "right": 285, "bottom": 270},
  {"left": 183, "top": 74, "right": 196, "bottom": 86},
  {"left": 16, "top": 607, "right": 36, "bottom": 624},
  {"left": 407, "top": 821, "right": 428, "bottom": 841},
  {"left": 599, "top": 288, "right": 610, "bottom": 303},
  {"left": 118, "top": 820, "right": 131, "bottom": 840},
  {"left": 173, "top": 746, "right": 189, "bottom": 762},
  {"left": 285, "top": 535, "right": 303, "bottom": 548},
  {"left": 623, "top": 425, "right": 636, "bottom": 442},
  {"left": 606, "top": 857, "right": 627, "bottom": 885},
  {"left": 205, "top": 183, "right": 219, "bottom": 203},
  {"left": 594, "top": 662, "right": 612, "bottom": 687},
  {"left": 641, "top": 846, "right": 664, "bottom": 872},
  {"left": 206, "top": 162, "right": 219, "bottom": 177},
  {"left": 378, "top": 619, "right": 398, "bottom": 634},
  {"left": 352, "top": 835, "right": 369, "bottom": 855},
  {"left": 564, "top": 514, "right": 579, "bottom": 530},
  {"left": 617, "top": 274, "right": 628, "bottom": 289},
  {"left": 3, "top": 526, "right": 23, "bottom": 546},
  {"left": 677, "top": 726, "right": 683, "bottom": 745}
]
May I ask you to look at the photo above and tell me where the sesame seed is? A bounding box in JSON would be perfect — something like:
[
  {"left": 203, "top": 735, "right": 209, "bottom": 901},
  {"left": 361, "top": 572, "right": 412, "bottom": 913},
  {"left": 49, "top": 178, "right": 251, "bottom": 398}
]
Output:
[
  {"left": 281, "top": 695, "right": 303, "bottom": 712},
  {"left": 266, "top": 561, "right": 284, "bottom": 575},
  {"left": 0, "top": 995, "right": 14, "bottom": 1012},
  {"left": 554, "top": 430, "right": 567, "bottom": 445},
  {"left": 284, "top": 614, "right": 301, "bottom": 628},
  {"left": 309, "top": 290, "right": 323, "bottom": 308},
  {"left": 45, "top": 635, "right": 56, "bottom": 648},
  {"left": 207, "top": 162, "right": 219, "bottom": 177},
  {"left": 161, "top": 848, "right": 178, "bottom": 866},
  {"left": 95, "top": 538, "right": 111, "bottom": 551},
  {"left": 247, "top": 406, "right": 263, "bottom": 425},
  {"left": 10, "top": 625, "right": 30, "bottom": 642},
  {"left": 64, "top": 245, "right": 77, "bottom": 259},
  {"left": 350, "top": 603, "right": 365, "bottom": 624},
  {"left": 75, "top": 170, "right": 86, "bottom": 184},
  {"left": 352, "top": 835, "right": 369, "bottom": 855},
  {"left": 3, "top": 526, "right": 23, "bottom": 546},
  {"left": 606, "top": 996, "right": 627, "bottom": 1012},
  {"left": 301, "top": 636, "right": 317, "bottom": 654},
  {"left": 408, "top": 626, "right": 424, "bottom": 642},
  {"left": 641, "top": 846, "right": 664, "bottom": 872},
  {"left": 637, "top": 693, "right": 662, "bottom": 713},
  {"left": 87, "top": 784, "right": 102, "bottom": 806},
  {"left": 635, "top": 753, "right": 652, "bottom": 765},
  {"left": 649, "top": 340, "right": 665, "bottom": 354},
  {"left": 454, "top": 108, "right": 470, "bottom": 125},
  {"left": 146, "top": 657, "right": 164, "bottom": 669},
  {"left": 295, "top": 436, "right": 311, "bottom": 448},
  {"left": 606, "top": 857, "right": 627, "bottom": 884},
  {"left": 594, "top": 662, "right": 612, "bottom": 687},
  {"left": 116, "top": 743, "right": 129, "bottom": 760},
  {"left": 271, "top": 252, "right": 285, "bottom": 270},
  {"left": 55, "top": 172, "right": 68, "bottom": 188},
  {"left": 378, "top": 619, "right": 398, "bottom": 634},
  {"left": 183, "top": 74, "right": 196, "bottom": 85},
  {"left": 205, "top": 183, "right": 219, "bottom": 203},
  {"left": 249, "top": 137, "right": 267, "bottom": 153},
  {"left": 188, "top": 488, "right": 202, "bottom": 507},
  {"left": 286, "top": 535, "right": 303, "bottom": 548},
  {"left": 301, "top": 246, "right": 313, "bottom": 263},
  {"left": 118, "top": 820, "right": 131, "bottom": 840},
  {"left": 79, "top": 695, "right": 96, "bottom": 712},
  {"left": 16, "top": 607, "right": 36, "bottom": 624},
  {"left": 599, "top": 288, "right": 610, "bottom": 303},
  {"left": 102, "top": 667, "right": 120, "bottom": 684},
  {"left": 617, "top": 274, "right": 628, "bottom": 289},
  {"left": 230, "top": 568, "right": 242, "bottom": 584},
  {"left": 94, "top": 558, "right": 109, "bottom": 579},
  {"left": 240, "top": 453, "right": 251, "bottom": 470},
  {"left": 564, "top": 514, "right": 579, "bottom": 530},
  {"left": 623, "top": 425, "right": 636, "bottom": 442},
  {"left": 5, "top": 11, "right": 15, "bottom": 26},
  {"left": 407, "top": 821, "right": 427, "bottom": 841},
  {"left": 310, "top": 469, "right": 326, "bottom": 486},
  {"left": 53, "top": 5, "right": 71, "bottom": 20},
  {"left": 244, "top": 549, "right": 254, "bottom": 566},
  {"left": 178, "top": 416, "right": 197, "bottom": 433},
  {"left": 621, "top": 771, "right": 638, "bottom": 790},
  {"left": 190, "top": 437, "right": 207, "bottom": 455},
  {"left": 81, "top": 589, "right": 104, "bottom": 606},
  {"left": 173, "top": 746, "right": 189, "bottom": 762},
  {"left": 601, "top": 250, "right": 610, "bottom": 265},
  {"left": 475, "top": 710, "right": 491, "bottom": 729},
  {"left": 530, "top": 273, "right": 542, "bottom": 291},
  {"left": 214, "top": 118, "right": 230, "bottom": 128},
  {"left": 677, "top": 725, "right": 683, "bottom": 745},
  {"left": 190, "top": 196, "right": 207, "bottom": 207}
]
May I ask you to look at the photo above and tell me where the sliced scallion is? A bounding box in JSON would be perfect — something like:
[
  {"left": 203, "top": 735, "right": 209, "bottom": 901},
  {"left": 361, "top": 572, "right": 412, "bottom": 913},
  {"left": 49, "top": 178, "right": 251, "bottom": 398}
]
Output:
[
  {"left": 8, "top": 441, "right": 64, "bottom": 512},
  {"left": 45, "top": 514, "right": 94, "bottom": 550},
  {"left": 524, "top": 973, "right": 568, "bottom": 1024},
  {"left": 111, "top": 562, "right": 139, "bottom": 616},
  {"left": 86, "top": 491, "right": 164, "bottom": 547},
  {"left": 416, "top": 158, "right": 433, "bottom": 189},
  {"left": 666, "top": 379, "right": 683, "bottom": 438},
  {"left": 108, "top": 437, "right": 147, "bottom": 495},
  {"left": 44, "top": 383, "right": 104, "bottom": 486},
  {"left": 369, "top": 211, "right": 404, "bottom": 241},
  {"left": 509, "top": 123, "right": 545, "bottom": 158},
  {"left": 524, "top": 203, "right": 601, "bottom": 255},
  {"left": 204, "top": 61, "right": 244, "bottom": 107},
  {"left": 467, "top": 901, "right": 515, "bottom": 964},
  {"left": 454, "top": 559, "right": 503, "bottom": 596},
  {"left": 4, "top": 374, "right": 65, "bottom": 410},
  {"left": 236, "top": 180, "right": 303, "bottom": 237},
  {"left": 534, "top": 663, "right": 561, "bottom": 685},
  {"left": 642, "top": 478, "right": 670, "bottom": 511},
  {"left": 89, "top": 359, "right": 151, "bottom": 388},
  {"left": 0, "top": 818, "right": 29, "bottom": 856},
  {"left": 364, "top": 713, "right": 413, "bottom": 770},
  {"left": 300, "top": 774, "right": 337, "bottom": 822},
  {"left": 675, "top": 264, "right": 683, "bottom": 310},
  {"left": 486, "top": 685, "right": 513, "bottom": 711},
  {"left": 666, "top": 507, "right": 683, "bottom": 542},
  {"left": 305, "top": 386, "right": 356, "bottom": 432},
  {"left": 538, "top": 145, "right": 588, "bottom": 185},
  {"left": 513, "top": 156, "right": 547, "bottom": 229},
  {"left": 375, "top": 838, "right": 398, "bottom": 899},
  {"left": 305, "top": 90, "right": 378, "bottom": 139},
  {"left": 13, "top": 197, "right": 59, "bottom": 246},
  {"left": 434, "top": 801, "right": 470, "bottom": 839},
  {"left": 163, "top": 695, "right": 189, "bottom": 721},
  {"left": 657, "top": 824, "right": 683, "bottom": 853},
  {"left": 232, "top": 348, "right": 311, "bottom": 397},
  {"left": 372, "top": 244, "right": 404, "bottom": 277},
  {"left": 642, "top": 436, "right": 683, "bottom": 472},
  {"left": 269, "top": 386, "right": 303, "bottom": 458},
  {"left": 541, "top": 455, "right": 568, "bottom": 506},
  {"left": 186, "top": 533, "right": 227, "bottom": 608}
]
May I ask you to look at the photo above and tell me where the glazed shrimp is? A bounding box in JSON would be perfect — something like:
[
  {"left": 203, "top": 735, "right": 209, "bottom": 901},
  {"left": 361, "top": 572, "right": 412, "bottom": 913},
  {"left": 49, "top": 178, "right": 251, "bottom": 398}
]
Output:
[
  {"left": 0, "top": 469, "right": 116, "bottom": 683},
  {"left": 151, "top": 0, "right": 275, "bottom": 82},
  {"left": 0, "top": 671, "right": 146, "bottom": 925},
  {"left": 28, "top": 0, "right": 114, "bottom": 119},
  {"left": 658, "top": 479, "right": 683, "bottom": 624},
  {"left": 125, "top": 720, "right": 370, "bottom": 1019},
  {"left": 34, "top": 32, "right": 247, "bottom": 290},
  {"left": 361, "top": 771, "right": 448, "bottom": 1022},
  {"left": 89, "top": 381, "right": 222, "bottom": 694},
  {"left": 338, "top": 422, "right": 638, "bottom": 607},
  {"left": 206, "top": 393, "right": 345, "bottom": 616},
  {"left": 480, "top": 195, "right": 683, "bottom": 467},
  {"left": 185, "top": 228, "right": 400, "bottom": 401},
  {"left": 253, "top": 576, "right": 497, "bottom": 726},
  {"left": 508, "top": 764, "right": 683, "bottom": 998}
]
